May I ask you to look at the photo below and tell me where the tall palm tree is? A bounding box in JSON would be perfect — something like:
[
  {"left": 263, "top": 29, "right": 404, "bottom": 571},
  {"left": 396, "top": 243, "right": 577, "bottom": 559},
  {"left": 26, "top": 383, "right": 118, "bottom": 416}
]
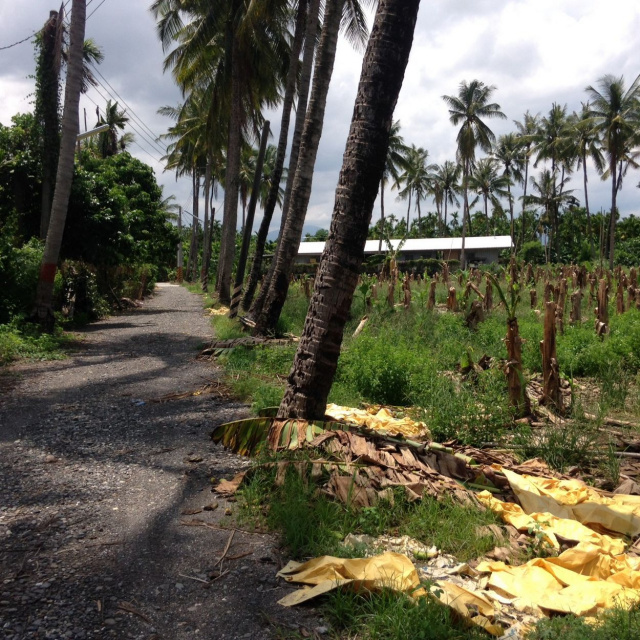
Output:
[
  {"left": 492, "top": 133, "right": 524, "bottom": 247},
  {"left": 33, "top": 0, "right": 86, "bottom": 329},
  {"left": 514, "top": 110, "right": 540, "bottom": 247},
  {"left": 566, "top": 103, "right": 605, "bottom": 259},
  {"left": 378, "top": 119, "right": 408, "bottom": 250},
  {"left": 252, "top": 0, "right": 376, "bottom": 335},
  {"left": 241, "top": 0, "right": 313, "bottom": 311},
  {"left": 533, "top": 103, "right": 568, "bottom": 257},
  {"left": 248, "top": 0, "right": 375, "bottom": 318},
  {"left": 442, "top": 80, "right": 506, "bottom": 268},
  {"left": 433, "top": 160, "right": 460, "bottom": 236},
  {"left": 276, "top": 0, "right": 421, "bottom": 422},
  {"left": 467, "top": 157, "right": 511, "bottom": 234},
  {"left": 397, "top": 144, "right": 436, "bottom": 228},
  {"left": 586, "top": 73, "right": 640, "bottom": 268}
]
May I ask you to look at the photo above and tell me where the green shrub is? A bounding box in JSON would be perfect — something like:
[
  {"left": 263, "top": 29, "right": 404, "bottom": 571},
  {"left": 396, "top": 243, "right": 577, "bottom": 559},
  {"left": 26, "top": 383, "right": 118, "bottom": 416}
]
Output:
[{"left": 520, "top": 240, "right": 545, "bottom": 265}]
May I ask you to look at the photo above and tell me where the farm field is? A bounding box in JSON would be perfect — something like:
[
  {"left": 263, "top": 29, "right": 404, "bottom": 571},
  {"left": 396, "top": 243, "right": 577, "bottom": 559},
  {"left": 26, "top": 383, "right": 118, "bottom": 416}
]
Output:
[{"left": 199, "top": 262, "right": 640, "bottom": 638}]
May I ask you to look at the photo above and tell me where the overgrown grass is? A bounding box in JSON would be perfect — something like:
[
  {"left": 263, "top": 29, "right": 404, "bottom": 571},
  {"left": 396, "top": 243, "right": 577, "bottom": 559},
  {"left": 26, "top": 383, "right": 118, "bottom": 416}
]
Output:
[
  {"left": 239, "top": 460, "right": 501, "bottom": 562},
  {"left": 325, "top": 588, "right": 489, "bottom": 640},
  {"left": 0, "top": 320, "right": 74, "bottom": 366},
  {"left": 205, "top": 279, "right": 640, "bottom": 451},
  {"left": 526, "top": 604, "right": 640, "bottom": 640}
]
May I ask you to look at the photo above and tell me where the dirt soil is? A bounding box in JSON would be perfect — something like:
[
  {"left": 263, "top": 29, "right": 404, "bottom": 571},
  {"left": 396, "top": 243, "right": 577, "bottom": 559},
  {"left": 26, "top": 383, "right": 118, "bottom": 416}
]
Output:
[{"left": 0, "top": 284, "right": 322, "bottom": 640}]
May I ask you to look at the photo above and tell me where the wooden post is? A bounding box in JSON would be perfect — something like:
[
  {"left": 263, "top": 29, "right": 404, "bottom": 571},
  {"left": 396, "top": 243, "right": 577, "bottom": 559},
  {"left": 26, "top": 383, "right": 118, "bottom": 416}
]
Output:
[
  {"left": 556, "top": 279, "right": 567, "bottom": 334},
  {"left": 544, "top": 282, "right": 553, "bottom": 304},
  {"left": 506, "top": 316, "right": 530, "bottom": 417},
  {"left": 616, "top": 281, "right": 625, "bottom": 314},
  {"left": 484, "top": 275, "right": 493, "bottom": 312},
  {"left": 595, "top": 278, "right": 609, "bottom": 336},
  {"left": 630, "top": 267, "right": 638, "bottom": 288},
  {"left": 530, "top": 288, "right": 537, "bottom": 309},
  {"left": 570, "top": 290, "right": 582, "bottom": 325},
  {"left": 427, "top": 279, "right": 436, "bottom": 310},
  {"left": 446, "top": 286, "right": 458, "bottom": 312},
  {"left": 403, "top": 274, "right": 411, "bottom": 309},
  {"left": 442, "top": 262, "right": 449, "bottom": 284},
  {"left": 627, "top": 286, "right": 635, "bottom": 312},
  {"left": 540, "top": 301, "right": 561, "bottom": 413},
  {"left": 466, "top": 300, "right": 484, "bottom": 330}
]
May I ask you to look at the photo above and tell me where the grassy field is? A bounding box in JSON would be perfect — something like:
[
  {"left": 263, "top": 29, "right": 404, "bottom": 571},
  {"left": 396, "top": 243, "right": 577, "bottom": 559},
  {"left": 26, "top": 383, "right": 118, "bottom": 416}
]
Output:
[{"left": 190, "top": 272, "right": 640, "bottom": 640}]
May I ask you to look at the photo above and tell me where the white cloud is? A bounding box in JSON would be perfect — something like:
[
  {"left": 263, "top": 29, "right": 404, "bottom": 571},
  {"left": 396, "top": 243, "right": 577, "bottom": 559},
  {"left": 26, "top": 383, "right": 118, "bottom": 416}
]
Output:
[{"left": 0, "top": 0, "right": 638, "bottom": 231}]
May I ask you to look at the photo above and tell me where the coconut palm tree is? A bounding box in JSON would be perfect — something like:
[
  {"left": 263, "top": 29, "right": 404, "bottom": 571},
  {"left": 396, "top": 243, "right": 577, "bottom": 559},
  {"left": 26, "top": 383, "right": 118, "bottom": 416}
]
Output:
[
  {"left": 467, "top": 157, "right": 511, "bottom": 234},
  {"left": 397, "top": 144, "right": 436, "bottom": 228},
  {"left": 242, "top": 0, "right": 314, "bottom": 311},
  {"left": 433, "top": 161, "right": 460, "bottom": 236},
  {"left": 442, "top": 80, "right": 506, "bottom": 269},
  {"left": 492, "top": 133, "right": 524, "bottom": 247},
  {"left": 247, "top": 0, "right": 375, "bottom": 320},
  {"left": 276, "top": 0, "right": 421, "bottom": 422},
  {"left": 565, "top": 103, "right": 605, "bottom": 258},
  {"left": 33, "top": 0, "right": 86, "bottom": 329},
  {"left": 586, "top": 74, "right": 640, "bottom": 268},
  {"left": 378, "top": 120, "right": 408, "bottom": 250},
  {"left": 96, "top": 100, "right": 129, "bottom": 158},
  {"left": 514, "top": 110, "right": 540, "bottom": 247}
]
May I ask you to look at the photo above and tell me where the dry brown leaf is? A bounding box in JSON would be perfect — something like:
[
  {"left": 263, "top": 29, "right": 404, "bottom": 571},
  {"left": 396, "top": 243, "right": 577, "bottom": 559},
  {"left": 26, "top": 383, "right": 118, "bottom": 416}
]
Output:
[{"left": 215, "top": 471, "right": 247, "bottom": 495}]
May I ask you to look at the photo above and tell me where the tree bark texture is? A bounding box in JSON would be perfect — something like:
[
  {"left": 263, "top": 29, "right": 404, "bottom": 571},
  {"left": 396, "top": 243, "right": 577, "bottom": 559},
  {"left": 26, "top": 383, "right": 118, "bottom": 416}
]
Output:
[
  {"left": 276, "top": 0, "right": 422, "bottom": 421},
  {"left": 33, "top": 0, "right": 86, "bottom": 329},
  {"left": 217, "top": 18, "right": 243, "bottom": 305},
  {"left": 506, "top": 317, "right": 529, "bottom": 417},
  {"left": 252, "top": 0, "right": 343, "bottom": 335},
  {"left": 241, "top": 0, "right": 310, "bottom": 311},
  {"left": 540, "top": 301, "right": 561, "bottom": 412},
  {"left": 200, "top": 159, "right": 212, "bottom": 290}
]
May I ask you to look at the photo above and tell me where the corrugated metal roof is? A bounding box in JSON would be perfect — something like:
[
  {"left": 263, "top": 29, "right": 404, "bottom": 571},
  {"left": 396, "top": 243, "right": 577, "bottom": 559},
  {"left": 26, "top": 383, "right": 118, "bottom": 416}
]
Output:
[{"left": 297, "top": 236, "right": 512, "bottom": 255}]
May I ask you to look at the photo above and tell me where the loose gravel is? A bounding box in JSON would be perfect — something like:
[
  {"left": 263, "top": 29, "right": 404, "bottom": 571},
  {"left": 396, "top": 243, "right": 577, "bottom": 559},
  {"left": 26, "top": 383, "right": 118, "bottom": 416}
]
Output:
[{"left": 0, "top": 284, "right": 321, "bottom": 640}]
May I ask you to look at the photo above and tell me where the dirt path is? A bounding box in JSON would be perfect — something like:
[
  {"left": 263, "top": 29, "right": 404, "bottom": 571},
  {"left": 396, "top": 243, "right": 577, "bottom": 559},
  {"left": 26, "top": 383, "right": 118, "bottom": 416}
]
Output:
[{"left": 0, "top": 284, "right": 320, "bottom": 640}]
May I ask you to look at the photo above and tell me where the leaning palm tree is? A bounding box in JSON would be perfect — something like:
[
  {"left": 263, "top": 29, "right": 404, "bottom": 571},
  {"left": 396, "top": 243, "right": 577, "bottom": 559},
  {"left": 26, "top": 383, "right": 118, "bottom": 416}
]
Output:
[
  {"left": 33, "top": 0, "right": 86, "bottom": 329},
  {"left": 442, "top": 80, "right": 506, "bottom": 268},
  {"left": 566, "top": 103, "right": 605, "bottom": 258},
  {"left": 492, "top": 133, "right": 524, "bottom": 247},
  {"left": 514, "top": 110, "right": 540, "bottom": 247},
  {"left": 586, "top": 73, "right": 640, "bottom": 268},
  {"left": 378, "top": 119, "right": 408, "bottom": 250},
  {"left": 276, "top": 0, "right": 421, "bottom": 422}
]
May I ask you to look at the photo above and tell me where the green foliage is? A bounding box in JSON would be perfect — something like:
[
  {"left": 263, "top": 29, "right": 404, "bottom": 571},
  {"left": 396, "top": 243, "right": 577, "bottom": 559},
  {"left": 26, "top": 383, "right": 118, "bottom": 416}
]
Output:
[
  {"left": 0, "top": 320, "right": 72, "bottom": 365},
  {"left": 326, "top": 588, "right": 489, "bottom": 640},
  {"left": 527, "top": 604, "right": 640, "bottom": 640},
  {"left": 520, "top": 240, "right": 545, "bottom": 265}
]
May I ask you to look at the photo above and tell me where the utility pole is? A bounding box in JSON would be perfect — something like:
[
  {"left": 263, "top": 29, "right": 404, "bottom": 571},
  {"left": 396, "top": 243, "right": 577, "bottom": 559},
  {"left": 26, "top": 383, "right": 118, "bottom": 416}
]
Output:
[{"left": 177, "top": 206, "right": 183, "bottom": 283}]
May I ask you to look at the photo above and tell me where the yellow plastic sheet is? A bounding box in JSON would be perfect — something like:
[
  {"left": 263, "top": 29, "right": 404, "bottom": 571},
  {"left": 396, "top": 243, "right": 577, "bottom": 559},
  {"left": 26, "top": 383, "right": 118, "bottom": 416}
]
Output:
[
  {"left": 276, "top": 552, "right": 423, "bottom": 606},
  {"left": 325, "top": 404, "right": 429, "bottom": 438},
  {"left": 502, "top": 468, "right": 640, "bottom": 537}
]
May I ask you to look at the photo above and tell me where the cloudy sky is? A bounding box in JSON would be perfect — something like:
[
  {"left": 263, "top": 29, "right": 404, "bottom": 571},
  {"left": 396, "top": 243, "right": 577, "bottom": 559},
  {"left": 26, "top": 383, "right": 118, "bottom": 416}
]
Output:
[{"left": 1, "top": 0, "right": 639, "bottom": 233}]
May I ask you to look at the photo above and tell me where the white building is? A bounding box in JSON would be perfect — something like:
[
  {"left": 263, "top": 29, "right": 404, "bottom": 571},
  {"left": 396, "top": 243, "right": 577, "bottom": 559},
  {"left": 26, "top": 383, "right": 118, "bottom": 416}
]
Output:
[{"left": 295, "top": 236, "right": 513, "bottom": 265}]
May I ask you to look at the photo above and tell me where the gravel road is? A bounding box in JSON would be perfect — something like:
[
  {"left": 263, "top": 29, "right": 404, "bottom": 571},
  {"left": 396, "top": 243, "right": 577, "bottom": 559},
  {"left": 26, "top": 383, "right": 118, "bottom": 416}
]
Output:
[{"left": 0, "top": 284, "right": 320, "bottom": 640}]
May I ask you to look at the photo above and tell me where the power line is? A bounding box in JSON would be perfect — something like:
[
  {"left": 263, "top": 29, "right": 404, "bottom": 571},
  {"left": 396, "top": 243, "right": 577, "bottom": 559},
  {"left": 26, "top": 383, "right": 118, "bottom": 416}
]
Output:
[
  {"left": 87, "top": 62, "right": 164, "bottom": 144},
  {"left": 87, "top": 0, "right": 109, "bottom": 21}
]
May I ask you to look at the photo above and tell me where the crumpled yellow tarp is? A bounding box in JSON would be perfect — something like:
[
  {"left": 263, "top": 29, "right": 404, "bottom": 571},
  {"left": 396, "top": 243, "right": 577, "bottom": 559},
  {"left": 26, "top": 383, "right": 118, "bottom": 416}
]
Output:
[
  {"left": 276, "top": 552, "right": 424, "bottom": 606},
  {"left": 501, "top": 468, "right": 640, "bottom": 538},
  {"left": 325, "top": 403, "right": 429, "bottom": 438}
]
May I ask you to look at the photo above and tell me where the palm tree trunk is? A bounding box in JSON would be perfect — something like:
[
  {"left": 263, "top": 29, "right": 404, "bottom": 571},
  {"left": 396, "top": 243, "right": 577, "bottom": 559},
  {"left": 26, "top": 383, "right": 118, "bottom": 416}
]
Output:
[
  {"left": 507, "top": 181, "right": 514, "bottom": 251},
  {"left": 217, "top": 8, "right": 243, "bottom": 304},
  {"left": 582, "top": 152, "right": 594, "bottom": 260},
  {"left": 460, "top": 161, "right": 468, "bottom": 270},
  {"left": 609, "top": 157, "right": 617, "bottom": 270},
  {"left": 200, "top": 159, "right": 211, "bottom": 291},
  {"left": 32, "top": 0, "right": 86, "bottom": 330},
  {"left": 405, "top": 190, "right": 411, "bottom": 229},
  {"left": 378, "top": 178, "right": 385, "bottom": 252},
  {"left": 276, "top": 0, "right": 421, "bottom": 422},
  {"left": 521, "top": 155, "right": 529, "bottom": 248},
  {"left": 242, "top": 0, "right": 309, "bottom": 311},
  {"left": 248, "top": 0, "right": 321, "bottom": 318},
  {"left": 230, "top": 120, "right": 270, "bottom": 318},
  {"left": 187, "top": 170, "right": 200, "bottom": 281},
  {"left": 444, "top": 196, "right": 448, "bottom": 236},
  {"left": 252, "top": 0, "right": 343, "bottom": 336}
]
